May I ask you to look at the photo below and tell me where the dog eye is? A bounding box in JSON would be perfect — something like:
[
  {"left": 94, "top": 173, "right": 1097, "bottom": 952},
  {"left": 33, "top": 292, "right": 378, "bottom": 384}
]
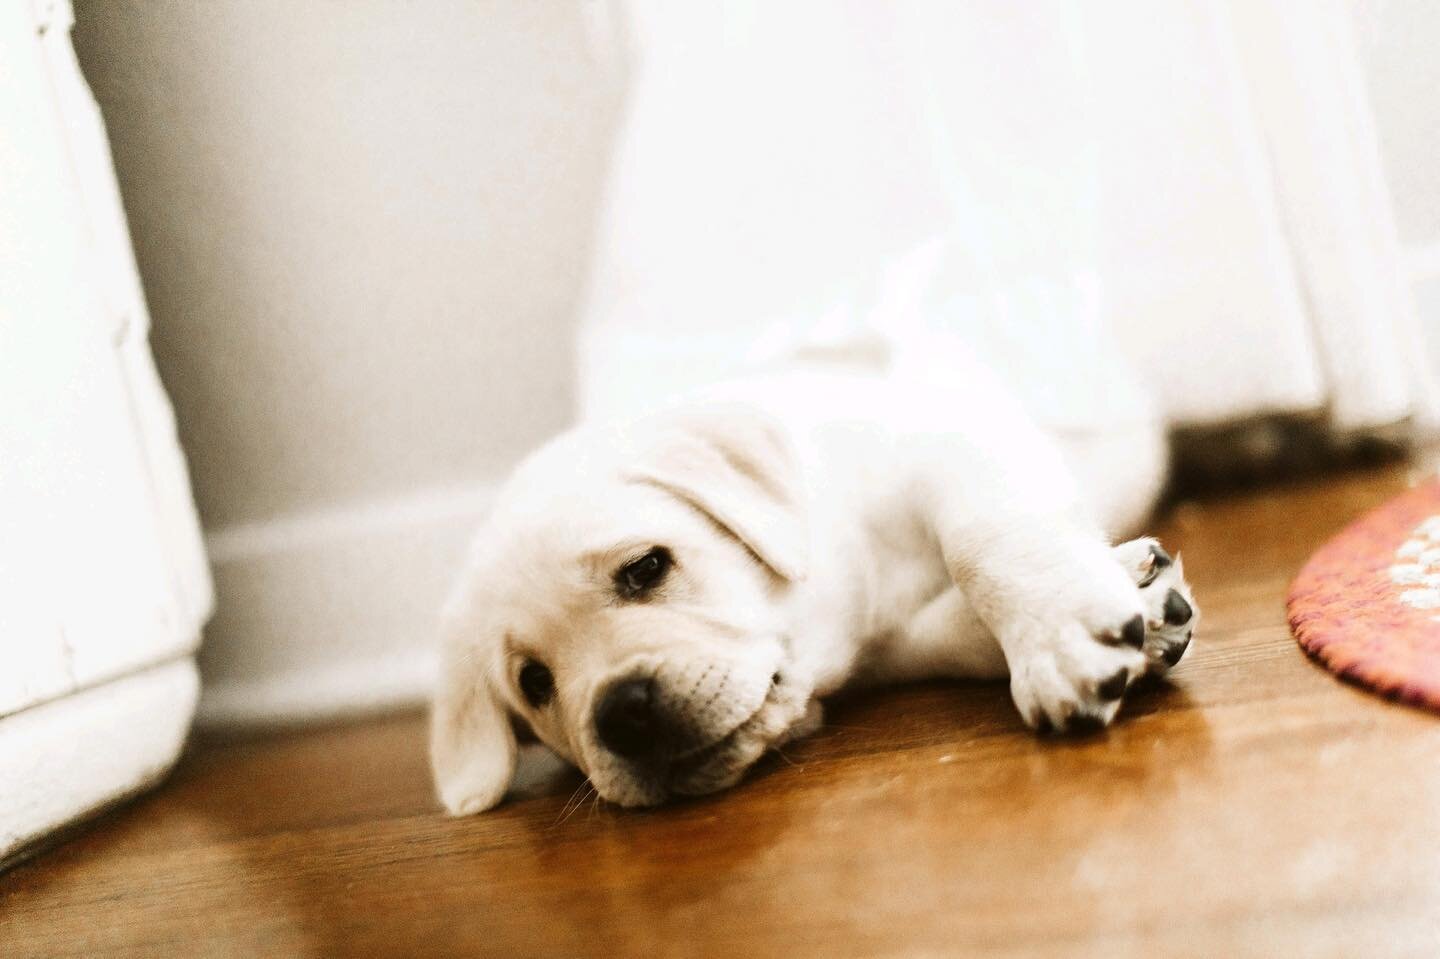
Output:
[
  {"left": 518, "top": 660, "right": 554, "bottom": 708},
  {"left": 616, "top": 546, "right": 672, "bottom": 598}
]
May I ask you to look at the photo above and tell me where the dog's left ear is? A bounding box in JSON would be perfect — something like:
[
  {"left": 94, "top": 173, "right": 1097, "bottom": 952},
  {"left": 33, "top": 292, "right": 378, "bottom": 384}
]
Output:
[
  {"left": 429, "top": 622, "right": 518, "bottom": 816},
  {"left": 624, "top": 405, "right": 809, "bottom": 581}
]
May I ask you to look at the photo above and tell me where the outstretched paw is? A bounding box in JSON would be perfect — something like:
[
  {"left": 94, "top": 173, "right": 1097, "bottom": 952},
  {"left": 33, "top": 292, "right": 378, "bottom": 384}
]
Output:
[
  {"left": 993, "top": 530, "right": 1185, "bottom": 736},
  {"left": 1008, "top": 622, "right": 1147, "bottom": 735},
  {"left": 1001, "top": 557, "right": 1149, "bottom": 735}
]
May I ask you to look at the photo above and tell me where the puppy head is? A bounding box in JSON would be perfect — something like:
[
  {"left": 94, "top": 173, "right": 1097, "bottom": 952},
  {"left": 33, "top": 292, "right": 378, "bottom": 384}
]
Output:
[{"left": 431, "top": 405, "right": 815, "bottom": 814}]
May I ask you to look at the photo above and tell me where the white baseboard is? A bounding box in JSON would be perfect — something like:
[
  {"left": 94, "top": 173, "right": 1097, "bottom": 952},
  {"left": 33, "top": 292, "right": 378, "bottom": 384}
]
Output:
[
  {"left": 196, "top": 483, "right": 494, "bottom": 728},
  {"left": 196, "top": 648, "right": 439, "bottom": 727}
]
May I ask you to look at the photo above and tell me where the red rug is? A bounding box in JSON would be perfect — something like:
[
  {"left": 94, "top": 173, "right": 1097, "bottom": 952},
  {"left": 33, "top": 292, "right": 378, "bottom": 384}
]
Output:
[{"left": 1288, "top": 480, "right": 1440, "bottom": 713}]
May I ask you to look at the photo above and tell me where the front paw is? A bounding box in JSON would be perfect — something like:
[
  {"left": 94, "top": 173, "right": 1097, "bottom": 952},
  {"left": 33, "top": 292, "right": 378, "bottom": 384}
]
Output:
[
  {"left": 1008, "top": 619, "right": 1148, "bottom": 734},
  {"left": 971, "top": 525, "right": 1151, "bottom": 734}
]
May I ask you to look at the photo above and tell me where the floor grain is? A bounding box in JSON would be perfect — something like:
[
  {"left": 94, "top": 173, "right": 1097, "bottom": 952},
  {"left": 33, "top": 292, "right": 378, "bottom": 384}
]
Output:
[{"left": 5, "top": 466, "right": 1440, "bottom": 958}]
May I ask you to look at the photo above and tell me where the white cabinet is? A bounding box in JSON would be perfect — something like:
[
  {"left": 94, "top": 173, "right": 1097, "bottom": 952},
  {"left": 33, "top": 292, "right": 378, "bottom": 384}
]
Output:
[{"left": 0, "top": 0, "right": 211, "bottom": 867}]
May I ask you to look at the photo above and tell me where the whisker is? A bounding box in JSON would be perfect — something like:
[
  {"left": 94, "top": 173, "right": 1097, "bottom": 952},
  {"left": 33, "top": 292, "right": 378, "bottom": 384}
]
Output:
[
  {"left": 564, "top": 784, "right": 598, "bottom": 826},
  {"left": 559, "top": 782, "right": 597, "bottom": 827},
  {"left": 771, "top": 746, "right": 802, "bottom": 769},
  {"left": 552, "top": 778, "right": 592, "bottom": 827}
]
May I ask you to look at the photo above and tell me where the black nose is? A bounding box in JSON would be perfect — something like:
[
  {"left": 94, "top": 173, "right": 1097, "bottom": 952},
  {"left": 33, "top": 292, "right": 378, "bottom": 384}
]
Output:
[{"left": 595, "top": 678, "right": 659, "bottom": 760}]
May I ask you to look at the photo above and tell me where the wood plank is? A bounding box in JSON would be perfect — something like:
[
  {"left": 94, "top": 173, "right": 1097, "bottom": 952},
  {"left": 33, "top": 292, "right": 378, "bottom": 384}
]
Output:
[{"left": 5, "top": 465, "right": 1439, "bottom": 958}]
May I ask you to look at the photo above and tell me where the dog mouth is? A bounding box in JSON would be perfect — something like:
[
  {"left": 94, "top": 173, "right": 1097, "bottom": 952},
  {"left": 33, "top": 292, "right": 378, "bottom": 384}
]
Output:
[
  {"left": 582, "top": 667, "right": 813, "bottom": 808},
  {"left": 665, "top": 693, "right": 770, "bottom": 776},
  {"left": 662, "top": 671, "right": 810, "bottom": 798}
]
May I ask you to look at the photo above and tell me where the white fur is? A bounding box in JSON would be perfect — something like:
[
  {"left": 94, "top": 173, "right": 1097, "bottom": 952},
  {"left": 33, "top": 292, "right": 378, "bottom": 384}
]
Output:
[{"left": 431, "top": 358, "right": 1195, "bottom": 813}]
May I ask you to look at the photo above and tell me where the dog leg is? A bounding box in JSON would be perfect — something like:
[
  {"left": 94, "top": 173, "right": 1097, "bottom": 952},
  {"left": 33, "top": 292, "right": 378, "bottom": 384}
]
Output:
[
  {"left": 937, "top": 510, "right": 1151, "bottom": 734},
  {"left": 899, "top": 373, "right": 1172, "bottom": 732},
  {"left": 890, "top": 537, "right": 1196, "bottom": 695}
]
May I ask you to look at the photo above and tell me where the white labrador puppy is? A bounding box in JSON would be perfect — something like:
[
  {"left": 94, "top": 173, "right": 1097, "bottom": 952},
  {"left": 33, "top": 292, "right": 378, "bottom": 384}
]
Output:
[{"left": 431, "top": 358, "right": 1196, "bottom": 814}]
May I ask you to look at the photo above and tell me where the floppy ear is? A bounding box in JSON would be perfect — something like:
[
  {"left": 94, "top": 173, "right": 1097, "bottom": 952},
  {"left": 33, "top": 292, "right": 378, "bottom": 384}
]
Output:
[
  {"left": 624, "top": 405, "right": 809, "bottom": 581},
  {"left": 429, "top": 631, "right": 517, "bottom": 816}
]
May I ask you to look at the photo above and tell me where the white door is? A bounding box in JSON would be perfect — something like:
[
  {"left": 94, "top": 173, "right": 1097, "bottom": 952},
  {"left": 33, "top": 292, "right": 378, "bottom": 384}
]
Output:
[{"left": 0, "top": 0, "right": 211, "bottom": 867}]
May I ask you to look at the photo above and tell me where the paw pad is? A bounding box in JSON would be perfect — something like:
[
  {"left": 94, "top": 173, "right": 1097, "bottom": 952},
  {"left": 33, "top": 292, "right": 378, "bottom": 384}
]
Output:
[
  {"left": 1163, "top": 589, "right": 1193, "bottom": 626},
  {"left": 1161, "top": 633, "right": 1191, "bottom": 666},
  {"left": 1096, "top": 668, "right": 1129, "bottom": 701},
  {"left": 1119, "top": 614, "right": 1146, "bottom": 649}
]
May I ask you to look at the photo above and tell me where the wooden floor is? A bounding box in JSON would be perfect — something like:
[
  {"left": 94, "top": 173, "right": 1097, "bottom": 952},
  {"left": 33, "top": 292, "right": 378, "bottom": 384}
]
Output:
[{"left": 6, "top": 465, "right": 1440, "bottom": 958}]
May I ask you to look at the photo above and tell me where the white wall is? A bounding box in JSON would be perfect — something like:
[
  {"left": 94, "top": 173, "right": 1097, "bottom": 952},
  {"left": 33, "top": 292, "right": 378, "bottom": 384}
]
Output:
[{"left": 71, "top": 1, "right": 625, "bottom": 722}]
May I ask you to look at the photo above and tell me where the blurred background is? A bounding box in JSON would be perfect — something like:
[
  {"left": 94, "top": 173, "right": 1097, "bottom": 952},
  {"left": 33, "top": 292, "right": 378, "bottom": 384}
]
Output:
[{"left": 9, "top": 0, "right": 1440, "bottom": 741}]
